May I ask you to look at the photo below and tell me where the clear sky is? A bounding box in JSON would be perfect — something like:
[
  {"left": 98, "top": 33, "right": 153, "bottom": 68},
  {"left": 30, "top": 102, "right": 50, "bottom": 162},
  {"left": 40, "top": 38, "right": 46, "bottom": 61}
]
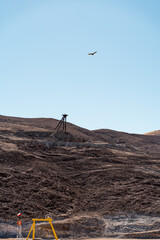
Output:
[{"left": 1, "top": 0, "right": 160, "bottom": 134}]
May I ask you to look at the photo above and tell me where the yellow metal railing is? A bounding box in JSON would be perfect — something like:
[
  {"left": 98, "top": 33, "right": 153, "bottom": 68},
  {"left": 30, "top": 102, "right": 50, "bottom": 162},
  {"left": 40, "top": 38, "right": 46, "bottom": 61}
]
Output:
[{"left": 26, "top": 218, "right": 59, "bottom": 240}]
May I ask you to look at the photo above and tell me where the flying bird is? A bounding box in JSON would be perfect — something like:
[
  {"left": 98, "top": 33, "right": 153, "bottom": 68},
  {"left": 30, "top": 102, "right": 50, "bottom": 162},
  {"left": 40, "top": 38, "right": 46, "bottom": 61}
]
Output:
[{"left": 88, "top": 51, "right": 97, "bottom": 55}]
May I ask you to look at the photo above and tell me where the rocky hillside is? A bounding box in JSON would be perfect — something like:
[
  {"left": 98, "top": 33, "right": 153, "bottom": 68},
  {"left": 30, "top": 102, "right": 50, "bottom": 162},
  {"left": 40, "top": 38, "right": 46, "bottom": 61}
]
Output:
[{"left": 1, "top": 115, "right": 160, "bottom": 238}]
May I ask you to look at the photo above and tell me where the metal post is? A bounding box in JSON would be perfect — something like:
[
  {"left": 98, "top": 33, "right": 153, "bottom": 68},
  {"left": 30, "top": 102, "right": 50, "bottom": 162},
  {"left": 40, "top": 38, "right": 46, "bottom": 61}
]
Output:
[
  {"left": 26, "top": 224, "right": 33, "bottom": 240},
  {"left": 32, "top": 220, "right": 35, "bottom": 240},
  {"left": 49, "top": 220, "right": 59, "bottom": 240},
  {"left": 17, "top": 218, "right": 22, "bottom": 240}
]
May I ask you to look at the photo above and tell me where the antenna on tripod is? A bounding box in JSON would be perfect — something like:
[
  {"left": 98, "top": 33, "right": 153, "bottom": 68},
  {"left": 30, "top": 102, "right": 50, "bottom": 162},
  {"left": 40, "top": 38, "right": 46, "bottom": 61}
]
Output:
[{"left": 54, "top": 114, "right": 68, "bottom": 134}]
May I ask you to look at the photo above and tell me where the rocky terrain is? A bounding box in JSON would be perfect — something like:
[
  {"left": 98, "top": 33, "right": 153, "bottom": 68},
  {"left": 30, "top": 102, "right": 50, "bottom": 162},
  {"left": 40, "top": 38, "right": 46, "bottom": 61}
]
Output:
[{"left": 1, "top": 115, "right": 160, "bottom": 238}]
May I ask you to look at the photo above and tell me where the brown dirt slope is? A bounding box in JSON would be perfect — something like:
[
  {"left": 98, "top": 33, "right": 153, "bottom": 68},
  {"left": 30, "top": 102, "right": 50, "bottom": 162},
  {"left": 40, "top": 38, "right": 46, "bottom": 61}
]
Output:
[
  {"left": 1, "top": 115, "right": 160, "bottom": 237},
  {"left": 145, "top": 130, "right": 160, "bottom": 136}
]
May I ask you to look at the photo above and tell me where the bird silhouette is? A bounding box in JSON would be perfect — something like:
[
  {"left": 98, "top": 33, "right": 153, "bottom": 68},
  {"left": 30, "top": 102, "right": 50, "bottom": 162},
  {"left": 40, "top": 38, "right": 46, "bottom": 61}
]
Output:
[{"left": 88, "top": 51, "right": 97, "bottom": 55}]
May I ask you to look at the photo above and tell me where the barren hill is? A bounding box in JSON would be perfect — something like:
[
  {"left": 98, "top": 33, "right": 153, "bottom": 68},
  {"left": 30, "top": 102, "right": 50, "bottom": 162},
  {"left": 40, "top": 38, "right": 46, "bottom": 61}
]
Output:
[
  {"left": 1, "top": 115, "right": 160, "bottom": 238},
  {"left": 145, "top": 130, "right": 160, "bottom": 136}
]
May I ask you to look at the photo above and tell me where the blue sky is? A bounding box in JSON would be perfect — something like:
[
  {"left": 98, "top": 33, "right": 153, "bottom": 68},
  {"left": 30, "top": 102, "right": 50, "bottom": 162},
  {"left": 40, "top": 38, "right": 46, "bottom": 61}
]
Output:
[{"left": 0, "top": 0, "right": 160, "bottom": 134}]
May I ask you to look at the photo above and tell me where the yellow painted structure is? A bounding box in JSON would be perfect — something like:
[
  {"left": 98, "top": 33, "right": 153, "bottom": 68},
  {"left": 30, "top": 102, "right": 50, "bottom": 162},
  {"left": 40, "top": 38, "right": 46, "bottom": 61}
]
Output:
[{"left": 26, "top": 218, "right": 59, "bottom": 240}]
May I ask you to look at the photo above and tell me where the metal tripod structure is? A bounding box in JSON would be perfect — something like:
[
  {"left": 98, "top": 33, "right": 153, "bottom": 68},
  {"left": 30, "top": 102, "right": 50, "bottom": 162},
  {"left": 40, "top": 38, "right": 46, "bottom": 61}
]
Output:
[
  {"left": 54, "top": 114, "right": 68, "bottom": 133},
  {"left": 26, "top": 218, "right": 59, "bottom": 240}
]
